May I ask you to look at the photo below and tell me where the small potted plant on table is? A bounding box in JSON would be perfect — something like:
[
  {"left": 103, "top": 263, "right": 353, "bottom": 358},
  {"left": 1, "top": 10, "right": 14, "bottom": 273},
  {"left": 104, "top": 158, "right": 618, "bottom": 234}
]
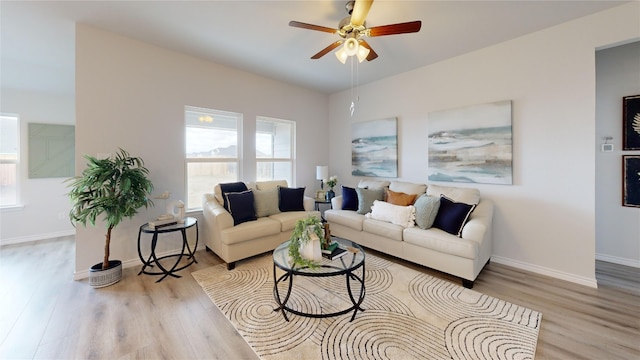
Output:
[
  {"left": 67, "top": 148, "right": 154, "bottom": 288},
  {"left": 288, "top": 216, "right": 325, "bottom": 268}
]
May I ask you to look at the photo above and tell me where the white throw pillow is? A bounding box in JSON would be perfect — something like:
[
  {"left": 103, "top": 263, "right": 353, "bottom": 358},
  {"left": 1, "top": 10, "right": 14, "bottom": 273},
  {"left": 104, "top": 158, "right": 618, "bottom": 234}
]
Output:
[{"left": 366, "top": 200, "right": 416, "bottom": 228}]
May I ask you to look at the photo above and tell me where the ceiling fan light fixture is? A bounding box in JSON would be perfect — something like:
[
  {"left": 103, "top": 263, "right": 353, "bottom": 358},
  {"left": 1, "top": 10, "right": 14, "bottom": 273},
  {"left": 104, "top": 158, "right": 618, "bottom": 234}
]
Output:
[
  {"left": 356, "top": 44, "right": 370, "bottom": 62},
  {"left": 343, "top": 37, "right": 359, "bottom": 56},
  {"left": 335, "top": 47, "right": 349, "bottom": 64}
]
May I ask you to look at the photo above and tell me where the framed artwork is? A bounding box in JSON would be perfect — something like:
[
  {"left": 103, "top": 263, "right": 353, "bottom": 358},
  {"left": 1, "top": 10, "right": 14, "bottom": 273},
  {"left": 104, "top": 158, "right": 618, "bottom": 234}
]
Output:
[
  {"left": 428, "top": 100, "right": 513, "bottom": 185},
  {"left": 351, "top": 118, "right": 398, "bottom": 178},
  {"left": 28, "top": 123, "right": 75, "bottom": 178},
  {"left": 623, "top": 155, "right": 640, "bottom": 208},
  {"left": 623, "top": 94, "right": 640, "bottom": 150}
]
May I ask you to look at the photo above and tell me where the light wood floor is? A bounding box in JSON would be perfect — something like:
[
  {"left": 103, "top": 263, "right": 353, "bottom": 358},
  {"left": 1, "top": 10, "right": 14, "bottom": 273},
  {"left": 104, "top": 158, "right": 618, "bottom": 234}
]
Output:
[{"left": 1, "top": 236, "right": 638, "bottom": 359}]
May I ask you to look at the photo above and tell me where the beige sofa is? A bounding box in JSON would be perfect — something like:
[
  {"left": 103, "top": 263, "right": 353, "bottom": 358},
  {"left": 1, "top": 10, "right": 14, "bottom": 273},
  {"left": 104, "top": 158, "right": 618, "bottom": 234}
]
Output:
[
  {"left": 202, "top": 180, "right": 320, "bottom": 269},
  {"left": 325, "top": 180, "right": 493, "bottom": 288}
]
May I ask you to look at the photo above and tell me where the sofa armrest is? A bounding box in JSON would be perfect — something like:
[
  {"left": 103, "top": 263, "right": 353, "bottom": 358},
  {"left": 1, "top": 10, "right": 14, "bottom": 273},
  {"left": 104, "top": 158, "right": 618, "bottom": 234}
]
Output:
[
  {"left": 202, "top": 193, "right": 234, "bottom": 254},
  {"left": 303, "top": 196, "right": 315, "bottom": 211},
  {"left": 202, "top": 193, "right": 234, "bottom": 229},
  {"left": 461, "top": 199, "right": 494, "bottom": 243},
  {"left": 331, "top": 195, "right": 343, "bottom": 210}
]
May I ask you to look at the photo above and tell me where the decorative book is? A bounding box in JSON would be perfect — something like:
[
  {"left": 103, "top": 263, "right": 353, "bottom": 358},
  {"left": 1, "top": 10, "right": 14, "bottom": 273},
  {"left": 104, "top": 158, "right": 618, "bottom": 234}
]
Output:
[
  {"left": 322, "top": 246, "right": 347, "bottom": 260},
  {"left": 321, "top": 242, "right": 339, "bottom": 254}
]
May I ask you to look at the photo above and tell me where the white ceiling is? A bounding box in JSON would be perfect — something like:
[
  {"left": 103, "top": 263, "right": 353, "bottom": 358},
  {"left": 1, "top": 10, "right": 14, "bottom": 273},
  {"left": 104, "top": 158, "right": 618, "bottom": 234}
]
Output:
[{"left": 0, "top": 0, "right": 627, "bottom": 95}]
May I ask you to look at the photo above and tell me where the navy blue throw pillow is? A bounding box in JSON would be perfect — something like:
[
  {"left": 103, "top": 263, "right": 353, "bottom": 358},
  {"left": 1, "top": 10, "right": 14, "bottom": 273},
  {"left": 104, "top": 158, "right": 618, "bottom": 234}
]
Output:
[
  {"left": 341, "top": 185, "right": 358, "bottom": 211},
  {"left": 219, "top": 182, "right": 248, "bottom": 211},
  {"left": 278, "top": 186, "right": 306, "bottom": 212},
  {"left": 432, "top": 196, "right": 476, "bottom": 237},
  {"left": 225, "top": 190, "right": 257, "bottom": 225}
]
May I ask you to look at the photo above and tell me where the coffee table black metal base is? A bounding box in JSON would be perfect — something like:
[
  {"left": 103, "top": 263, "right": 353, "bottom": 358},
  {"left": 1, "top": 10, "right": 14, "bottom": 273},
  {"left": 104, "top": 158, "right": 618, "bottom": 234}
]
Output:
[{"left": 272, "top": 239, "right": 366, "bottom": 322}]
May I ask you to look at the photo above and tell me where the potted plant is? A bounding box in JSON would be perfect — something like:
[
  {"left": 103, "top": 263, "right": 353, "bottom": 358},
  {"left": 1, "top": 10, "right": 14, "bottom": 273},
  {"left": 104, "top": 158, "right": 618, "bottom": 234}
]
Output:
[
  {"left": 288, "top": 215, "right": 325, "bottom": 268},
  {"left": 66, "top": 148, "right": 154, "bottom": 288},
  {"left": 325, "top": 175, "right": 338, "bottom": 201}
]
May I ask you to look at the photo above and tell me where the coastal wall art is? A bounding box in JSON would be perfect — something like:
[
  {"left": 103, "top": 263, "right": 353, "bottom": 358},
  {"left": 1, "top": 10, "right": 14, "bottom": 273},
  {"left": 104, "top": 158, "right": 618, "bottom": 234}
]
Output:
[
  {"left": 352, "top": 118, "right": 398, "bottom": 178},
  {"left": 428, "top": 100, "right": 512, "bottom": 185},
  {"left": 623, "top": 94, "right": 640, "bottom": 150}
]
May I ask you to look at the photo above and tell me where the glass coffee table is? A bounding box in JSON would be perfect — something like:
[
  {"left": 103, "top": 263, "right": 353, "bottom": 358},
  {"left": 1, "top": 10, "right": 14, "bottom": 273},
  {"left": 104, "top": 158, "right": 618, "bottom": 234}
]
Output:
[{"left": 272, "top": 237, "right": 365, "bottom": 322}]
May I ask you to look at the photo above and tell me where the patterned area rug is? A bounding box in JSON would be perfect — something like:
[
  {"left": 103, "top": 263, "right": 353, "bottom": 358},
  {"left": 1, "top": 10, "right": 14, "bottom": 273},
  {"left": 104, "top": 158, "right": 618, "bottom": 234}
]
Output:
[{"left": 192, "top": 252, "right": 541, "bottom": 360}]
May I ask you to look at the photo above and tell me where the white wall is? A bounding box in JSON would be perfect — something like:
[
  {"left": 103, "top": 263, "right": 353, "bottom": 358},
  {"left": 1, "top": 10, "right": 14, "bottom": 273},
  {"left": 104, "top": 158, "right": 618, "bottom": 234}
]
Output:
[
  {"left": 595, "top": 41, "right": 640, "bottom": 268},
  {"left": 75, "top": 25, "right": 329, "bottom": 276},
  {"left": 329, "top": 3, "right": 640, "bottom": 287},
  {"left": 0, "top": 89, "right": 75, "bottom": 244}
]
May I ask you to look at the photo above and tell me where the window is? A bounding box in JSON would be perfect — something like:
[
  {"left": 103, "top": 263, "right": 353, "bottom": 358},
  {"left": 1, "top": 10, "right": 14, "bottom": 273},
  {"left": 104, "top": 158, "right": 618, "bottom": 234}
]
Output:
[
  {"left": 185, "top": 106, "right": 241, "bottom": 211},
  {"left": 256, "top": 117, "right": 295, "bottom": 185},
  {"left": 0, "top": 115, "right": 20, "bottom": 207}
]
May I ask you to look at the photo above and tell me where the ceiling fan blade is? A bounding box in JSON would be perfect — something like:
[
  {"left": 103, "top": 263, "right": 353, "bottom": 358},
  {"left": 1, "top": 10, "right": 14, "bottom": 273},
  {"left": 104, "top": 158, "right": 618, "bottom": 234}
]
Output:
[
  {"left": 368, "top": 21, "right": 422, "bottom": 37},
  {"left": 289, "top": 21, "right": 337, "bottom": 34},
  {"left": 311, "top": 41, "right": 343, "bottom": 59},
  {"left": 359, "top": 40, "right": 378, "bottom": 61},
  {"left": 350, "top": 0, "right": 373, "bottom": 26}
]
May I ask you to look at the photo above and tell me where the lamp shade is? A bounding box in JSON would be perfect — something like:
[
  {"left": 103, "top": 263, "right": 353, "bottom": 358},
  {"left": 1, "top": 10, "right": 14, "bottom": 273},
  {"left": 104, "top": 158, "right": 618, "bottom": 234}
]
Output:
[
  {"left": 343, "top": 38, "right": 358, "bottom": 56},
  {"left": 316, "top": 165, "right": 328, "bottom": 180},
  {"left": 356, "top": 44, "right": 370, "bottom": 63},
  {"left": 335, "top": 47, "right": 348, "bottom": 64}
]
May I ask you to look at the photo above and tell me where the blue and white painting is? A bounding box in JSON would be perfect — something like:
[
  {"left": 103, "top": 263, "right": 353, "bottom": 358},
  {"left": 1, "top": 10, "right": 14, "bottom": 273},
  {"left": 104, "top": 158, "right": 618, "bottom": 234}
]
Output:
[
  {"left": 428, "top": 100, "right": 512, "bottom": 185},
  {"left": 352, "top": 118, "right": 397, "bottom": 178}
]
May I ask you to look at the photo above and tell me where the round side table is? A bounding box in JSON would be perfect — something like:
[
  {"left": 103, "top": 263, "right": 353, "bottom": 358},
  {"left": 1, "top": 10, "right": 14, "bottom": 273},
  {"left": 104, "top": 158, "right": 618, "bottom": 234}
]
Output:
[{"left": 137, "top": 217, "right": 198, "bottom": 282}]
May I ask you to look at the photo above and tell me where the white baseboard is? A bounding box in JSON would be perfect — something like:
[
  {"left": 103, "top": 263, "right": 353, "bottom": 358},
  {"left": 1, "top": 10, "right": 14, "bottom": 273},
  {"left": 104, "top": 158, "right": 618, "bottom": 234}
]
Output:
[
  {"left": 72, "top": 247, "right": 194, "bottom": 281},
  {"left": 491, "top": 255, "right": 598, "bottom": 288},
  {"left": 595, "top": 253, "right": 640, "bottom": 268},
  {"left": 0, "top": 230, "right": 75, "bottom": 246}
]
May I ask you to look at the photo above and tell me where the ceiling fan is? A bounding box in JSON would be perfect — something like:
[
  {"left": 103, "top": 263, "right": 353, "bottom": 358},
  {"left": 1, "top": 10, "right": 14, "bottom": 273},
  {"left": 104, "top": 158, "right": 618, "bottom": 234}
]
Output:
[{"left": 289, "top": 0, "right": 421, "bottom": 63}]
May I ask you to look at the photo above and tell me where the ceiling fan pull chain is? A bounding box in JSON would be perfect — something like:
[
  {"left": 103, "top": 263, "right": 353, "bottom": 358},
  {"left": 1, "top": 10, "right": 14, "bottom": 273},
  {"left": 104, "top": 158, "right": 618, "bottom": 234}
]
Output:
[{"left": 350, "top": 56, "right": 356, "bottom": 117}]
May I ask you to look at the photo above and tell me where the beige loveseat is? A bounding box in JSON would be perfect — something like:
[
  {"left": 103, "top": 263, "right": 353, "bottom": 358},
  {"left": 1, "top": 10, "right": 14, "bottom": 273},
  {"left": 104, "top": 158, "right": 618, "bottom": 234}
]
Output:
[
  {"left": 202, "top": 180, "right": 320, "bottom": 269},
  {"left": 325, "top": 180, "right": 493, "bottom": 288}
]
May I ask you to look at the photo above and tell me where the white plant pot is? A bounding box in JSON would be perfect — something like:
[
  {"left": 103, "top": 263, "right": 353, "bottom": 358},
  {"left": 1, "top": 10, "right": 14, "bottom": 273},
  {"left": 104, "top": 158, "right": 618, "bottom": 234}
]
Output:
[
  {"left": 299, "top": 228, "right": 322, "bottom": 262},
  {"left": 89, "top": 260, "right": 122, "bottom": 288}
]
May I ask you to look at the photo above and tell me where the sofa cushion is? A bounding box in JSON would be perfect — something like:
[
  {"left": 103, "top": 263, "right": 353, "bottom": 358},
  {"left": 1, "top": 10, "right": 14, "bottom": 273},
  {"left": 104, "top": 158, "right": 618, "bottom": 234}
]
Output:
[
  {"left": 363, "top": 218, "right": 404, "bottom": 241},
  {"left": 356, "top": 187, "right": 385, "bottom": 214},
  {"left": 367, "top": 200, "right": 416, "bottom": 228},
  {"left": 413, "top": 194, "right": 441, "bottom": 230},
  {"left": 403, "top": 227, "right": 479, "bottom": 260},
  {"left": 389, "top": 181, "right": 427, "bottom": 195},
  {"left": 278, "top": 186, "right": 306, "bottom": 212},
  {"left": 357, "top": 179, "right": 391, "bottom": 189},
  {"left": 220, "top": 217, "right": 281, "bottom": 245},
  {"left": 324, "top": 209, "right": 365, "bottom": 231},
  {"left": 386, "top": 189, "right": 418, "bottom": 206},
  {"left": 225, "top": 190, "right": 257, "bottom": 225},
  {"left": 341, "top": 185, "right": 359, "bottom": 211},
  {"left": 269, "top": 211, "right": 320, "bottom": 232},
  {"left": 219, "top": 182, "right": 249, "bottom": 211},
  {"left": 433, "top": 196, "right": 476, "bottom": 236},
  {"left": 426, "top": 184, "right": 480, "bottom": 205},
  {"left": 253, "top": 188, "right": 280, "bottom": 217},
  {"left": 256, "top": 180, "right": 288, "bottom": 191}
]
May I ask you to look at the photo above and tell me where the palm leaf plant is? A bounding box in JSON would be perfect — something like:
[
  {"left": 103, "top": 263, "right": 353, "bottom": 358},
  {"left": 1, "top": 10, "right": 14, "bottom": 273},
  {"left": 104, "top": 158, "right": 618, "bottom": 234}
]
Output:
[{"left": 67, "top": 148, "right": 154, "bottom": 270}]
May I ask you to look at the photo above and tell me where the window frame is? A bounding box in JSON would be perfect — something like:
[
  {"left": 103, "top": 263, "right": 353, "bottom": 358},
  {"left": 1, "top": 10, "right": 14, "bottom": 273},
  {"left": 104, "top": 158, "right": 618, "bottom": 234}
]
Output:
[
  {"left": 255, "top": 116, "right": 296, "bottom": 185},
  {"left": 0, "top": 114, "right": 21, "bottom": 208},
  {"left": 184, "top": 106, "right": 242, "bottom": 211}
]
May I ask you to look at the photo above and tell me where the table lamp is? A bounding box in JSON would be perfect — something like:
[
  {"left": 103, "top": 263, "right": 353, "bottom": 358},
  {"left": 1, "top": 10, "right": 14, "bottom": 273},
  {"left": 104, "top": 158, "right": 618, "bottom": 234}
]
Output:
[{"left": 316, "top": 165, "right": 328, "bottom": 189}]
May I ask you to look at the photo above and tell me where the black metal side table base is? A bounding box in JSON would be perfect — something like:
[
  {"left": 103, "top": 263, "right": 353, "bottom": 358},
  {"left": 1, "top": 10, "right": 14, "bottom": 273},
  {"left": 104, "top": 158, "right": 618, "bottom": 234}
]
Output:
[{"left": 137, "top": 217, "right": 198, "bottom": 282}]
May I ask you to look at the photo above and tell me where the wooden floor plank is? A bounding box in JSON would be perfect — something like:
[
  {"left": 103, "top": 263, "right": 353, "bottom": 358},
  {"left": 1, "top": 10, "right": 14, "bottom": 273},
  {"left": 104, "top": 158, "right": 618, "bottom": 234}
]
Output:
[{"left": 1, "top": 236, "right": 638, "bottom": 359}]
